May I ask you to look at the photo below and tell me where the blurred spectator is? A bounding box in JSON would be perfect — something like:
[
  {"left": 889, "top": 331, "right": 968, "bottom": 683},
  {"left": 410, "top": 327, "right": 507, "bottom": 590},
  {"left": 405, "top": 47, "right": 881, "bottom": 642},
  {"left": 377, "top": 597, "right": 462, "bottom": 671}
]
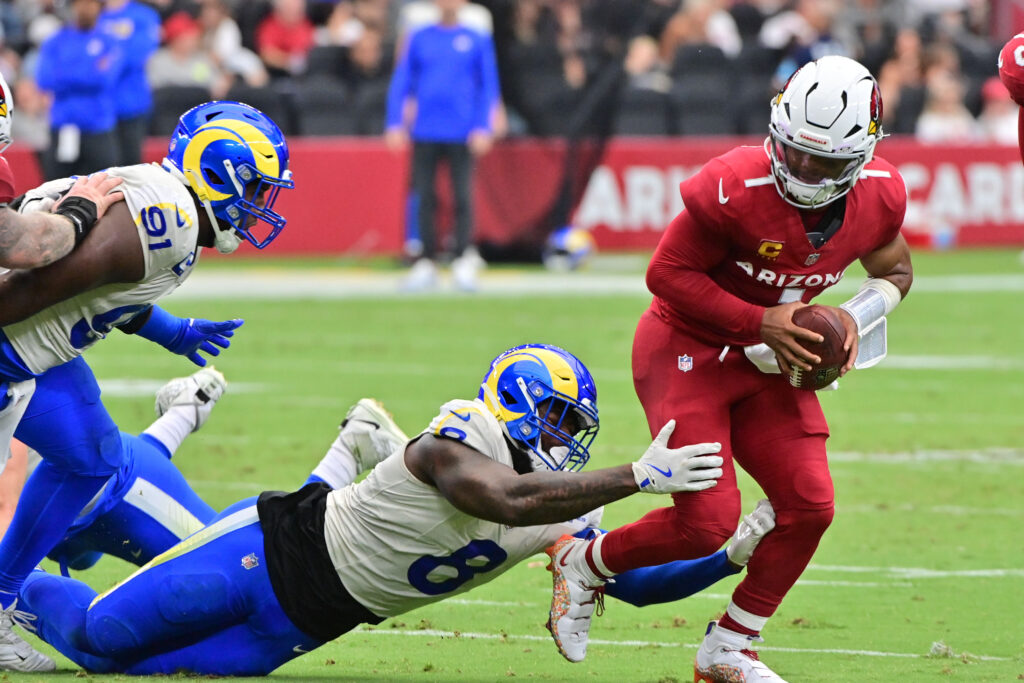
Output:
[
  {"left": 625, "top": 34, "right": 671, "bottom": 93},
  {"left": 398, "top": 0, "right": 492, "bottom": 38},
  {"left": 877, "top": 27, "right": 925, "bottom": 133},
  {"left": 915, "top": 68, "right": 978, "bottom": 143},
  {"left": 148, "top": 11, "right": 229, "bottom": 97},
  {"left": 315, "top": 1, "right": 364, "bottom": 47},
  {"left": 760, "top": 0, "right": 848, "bottom": 85},
  {"left": 662, "top": 0, "right": 742, "bottom": 60},
  {"left": 198, "top": 0, "right": 269, "bottom": 88},
  {"left": 36, "top": 0, "right": 123, "bottom": 179},
  {"left": 386, "top": 0, "right": 500, "bottom": 292},
  {"left": 256, "top": 0, "right": 315, "bottom": 79},
  {"left": 345, "top": 26, "right": 389, "bottom": 92},
  {"left": 976, "top": 76, "right": 1017, "bottom": 146},
  {"left": 99, "top": 0, "right": 160, "bottom": 166}
]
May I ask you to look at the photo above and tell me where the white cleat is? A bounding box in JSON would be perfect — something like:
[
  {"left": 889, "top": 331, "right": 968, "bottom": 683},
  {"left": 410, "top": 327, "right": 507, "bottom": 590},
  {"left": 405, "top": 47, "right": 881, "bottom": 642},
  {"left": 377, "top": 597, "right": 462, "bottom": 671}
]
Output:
[
  {"left": 154, "top": 366, "right": 227, "bottom": 433},
  {"left": 545, "top": 535, "right": 604, "bottom": 663},
  {"left": 725, "top": 499, "right": 776, "bottom": 567},
  {"left": 401, "top": 258, "right": 438, "bottom": 292},
  {"left": 0, "top": 600, "right": 54, "bottom": 673},
  {"left": 338, "top": 398, "right": 408, "bottom": 474},
  {"left": 451, "top": 249, "right": 484, "bottom": 292},
  {"left": 695, "top": 621, "right": 788, "bottom": 683}
]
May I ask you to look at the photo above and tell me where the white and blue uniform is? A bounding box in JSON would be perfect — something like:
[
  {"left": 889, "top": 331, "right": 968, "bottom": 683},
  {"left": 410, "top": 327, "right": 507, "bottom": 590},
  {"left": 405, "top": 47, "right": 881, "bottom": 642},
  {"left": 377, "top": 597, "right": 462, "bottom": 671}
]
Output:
[
  {"left": 18, "top": 399, "right": 739, "bottom": 676},
  {"left": 0, "top": 163, "right": 201, "bottom": 608}
]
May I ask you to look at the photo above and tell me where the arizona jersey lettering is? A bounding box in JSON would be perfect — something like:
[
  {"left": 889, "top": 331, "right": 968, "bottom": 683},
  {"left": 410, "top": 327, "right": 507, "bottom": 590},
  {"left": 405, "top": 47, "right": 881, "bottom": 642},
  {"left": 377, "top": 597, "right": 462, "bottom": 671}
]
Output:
[
  {"left": 650, "top": 146, "right": 906, "bottom": 345},
  {"left": 323, "top": 398, "right": 602, "bottom": 618},
  {"left": 2, "top": 164, "right": 201, "bottom": 373}
]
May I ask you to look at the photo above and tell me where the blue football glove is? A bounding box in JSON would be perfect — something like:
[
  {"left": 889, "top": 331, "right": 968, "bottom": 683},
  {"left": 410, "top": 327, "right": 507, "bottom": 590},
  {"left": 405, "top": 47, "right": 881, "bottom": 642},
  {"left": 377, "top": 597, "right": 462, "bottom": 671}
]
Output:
[{"left": 135, "top": 306, "right": 244, "bottom": 366}]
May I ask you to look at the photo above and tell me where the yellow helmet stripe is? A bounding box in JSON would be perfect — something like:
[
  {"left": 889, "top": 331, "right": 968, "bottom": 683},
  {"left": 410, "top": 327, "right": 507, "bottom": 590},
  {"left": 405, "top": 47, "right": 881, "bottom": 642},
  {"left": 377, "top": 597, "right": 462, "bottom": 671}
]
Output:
[
  {"left": 202, "top": 119, "right": 280, "bottom": 177},
  {"left": 181, "top": 119, "right": 280, "bottom": 202}
]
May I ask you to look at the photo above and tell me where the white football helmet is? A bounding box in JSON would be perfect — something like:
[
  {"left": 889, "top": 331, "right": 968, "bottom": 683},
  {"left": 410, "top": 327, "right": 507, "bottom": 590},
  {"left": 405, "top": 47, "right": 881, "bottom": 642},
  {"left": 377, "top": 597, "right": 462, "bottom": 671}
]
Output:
[
  {"left": 0, "top": 72, "right": 13, "bottom": 153},
  {"left": 767, "top": 55, "right": 883, "bottom": 209}
]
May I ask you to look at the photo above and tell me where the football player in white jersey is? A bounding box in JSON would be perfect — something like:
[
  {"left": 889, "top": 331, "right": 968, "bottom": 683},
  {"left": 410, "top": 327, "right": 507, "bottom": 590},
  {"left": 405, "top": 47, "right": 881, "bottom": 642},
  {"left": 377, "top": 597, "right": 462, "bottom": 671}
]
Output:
[
  {"left": 0, "top": 100, "right": 293, "bottom": 671},
  {"left": 14, "top": 344, "right": 773, "bottom": 676}
]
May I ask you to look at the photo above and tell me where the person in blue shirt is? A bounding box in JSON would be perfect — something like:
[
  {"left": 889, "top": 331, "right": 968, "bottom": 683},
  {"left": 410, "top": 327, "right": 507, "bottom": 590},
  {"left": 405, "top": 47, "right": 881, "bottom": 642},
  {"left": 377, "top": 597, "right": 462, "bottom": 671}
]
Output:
[
  {"left": 386, "top": 0, "right": 500, "bottom": 293},
  {"left": 98, "top": 0, "right": 160, "bottom": 166},
  {"left": 36, "top": 0, "right": 124, "bottom": 180}
]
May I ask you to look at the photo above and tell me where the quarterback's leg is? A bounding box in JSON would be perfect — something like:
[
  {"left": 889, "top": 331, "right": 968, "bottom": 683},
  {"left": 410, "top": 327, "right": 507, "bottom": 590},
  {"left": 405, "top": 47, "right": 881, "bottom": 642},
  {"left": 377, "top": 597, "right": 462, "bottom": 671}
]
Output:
[
  {"left": 695, "top": 383, "right": 831, "bottom": 683},
  {"left": 596, "top": 310, "right": 743, "bottom": 572}
]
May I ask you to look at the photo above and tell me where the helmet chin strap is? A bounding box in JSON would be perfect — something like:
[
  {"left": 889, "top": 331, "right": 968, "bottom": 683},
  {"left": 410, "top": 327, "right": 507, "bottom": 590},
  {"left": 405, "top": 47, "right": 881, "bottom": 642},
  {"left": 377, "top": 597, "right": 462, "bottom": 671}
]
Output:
[{"left": 175, "top": 163, "right": 243, "bottom": 255}]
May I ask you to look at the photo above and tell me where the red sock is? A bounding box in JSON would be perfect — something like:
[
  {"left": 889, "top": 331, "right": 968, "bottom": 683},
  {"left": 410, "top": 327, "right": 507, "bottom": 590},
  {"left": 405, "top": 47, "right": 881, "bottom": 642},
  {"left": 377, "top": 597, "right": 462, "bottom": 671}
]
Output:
[{"left": 718, "top": 613, "right": 759, "bottom": 637}]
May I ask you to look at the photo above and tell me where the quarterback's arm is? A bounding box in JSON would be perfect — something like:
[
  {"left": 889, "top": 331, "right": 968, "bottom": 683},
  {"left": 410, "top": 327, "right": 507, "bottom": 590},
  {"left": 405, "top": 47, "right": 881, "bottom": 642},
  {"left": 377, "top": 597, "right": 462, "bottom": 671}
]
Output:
[
  {"left": 0, "top": 173, "right": 125, "bottom": 270},
  {"left": 0, "top": 201, "right": 143, "bottom": 327},
  {"left": 832, "top": 233, "right": 913, "bottom": 373},
  {"left": 647, "top": 210, "right": 767, "bottom": 341},
  {"left": 405, "top": 434, "right": 638, "bottom": 527}
]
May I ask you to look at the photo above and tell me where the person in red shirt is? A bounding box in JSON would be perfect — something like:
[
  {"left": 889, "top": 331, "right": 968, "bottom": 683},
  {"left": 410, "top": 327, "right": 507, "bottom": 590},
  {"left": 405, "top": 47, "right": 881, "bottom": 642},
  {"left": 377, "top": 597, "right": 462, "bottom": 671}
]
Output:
[
  {"left": 547, "top": 55, "right": 914, "bottom": 682},
  {"left": 255, "top": 0, "right": 315, "bottom": 79}
]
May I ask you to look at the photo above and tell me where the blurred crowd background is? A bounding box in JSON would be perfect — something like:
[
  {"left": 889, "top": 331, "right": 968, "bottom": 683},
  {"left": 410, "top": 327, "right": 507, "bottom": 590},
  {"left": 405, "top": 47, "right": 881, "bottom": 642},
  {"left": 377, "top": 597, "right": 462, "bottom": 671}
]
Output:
[{"left": 2, "top": 0, "right": 1018, "bottom": 148}]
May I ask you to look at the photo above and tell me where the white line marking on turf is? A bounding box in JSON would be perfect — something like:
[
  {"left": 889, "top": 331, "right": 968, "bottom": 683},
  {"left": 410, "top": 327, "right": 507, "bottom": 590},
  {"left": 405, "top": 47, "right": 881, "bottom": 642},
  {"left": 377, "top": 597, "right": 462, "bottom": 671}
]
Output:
[
  {"left": 166, "top": 271, "right": 1024, "bottom": 300},
  {"left": 447, "top": 599, "right": 533, "bottom": 607},
  {"left": 829, "top": 449, "right": 1024, "bottom": 465},
  {"left": 352, "top": 628, "right": 1009, "bottom": 661},
  {"left": 807, "top": 565, "right": 1024, "bottom": 579},
  {"left": 98, "top": 379, "right": 267, "bottom": 397},
  {"left": 841, "top": 503, "right": 1024, "bottom": 516},
  {"left": 881, "top": 355, "right": 1024, "bottom": 370}
]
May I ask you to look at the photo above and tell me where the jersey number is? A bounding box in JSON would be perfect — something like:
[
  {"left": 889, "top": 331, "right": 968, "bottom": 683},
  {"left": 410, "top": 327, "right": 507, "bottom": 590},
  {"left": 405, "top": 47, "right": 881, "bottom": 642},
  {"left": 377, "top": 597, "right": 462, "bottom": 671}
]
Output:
[
  {"left": 407, "top": 540, "right": 508, "bottom": 596},
  {"left": 141, "top": 206, "right": 171, "bottom": 251},
  {"left": 69, "top": 304, "right": 149, "bottom": 349}
]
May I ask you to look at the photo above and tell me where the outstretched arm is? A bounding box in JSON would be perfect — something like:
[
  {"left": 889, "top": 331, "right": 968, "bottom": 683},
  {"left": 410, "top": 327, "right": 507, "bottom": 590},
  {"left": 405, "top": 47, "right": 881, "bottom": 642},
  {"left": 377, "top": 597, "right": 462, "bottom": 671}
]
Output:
[
  {"left": 0, "top": 173, "right": 124, "bottom": 269},
  {"left": 604, "top": 550, "right": 738, "bottom": 607}
]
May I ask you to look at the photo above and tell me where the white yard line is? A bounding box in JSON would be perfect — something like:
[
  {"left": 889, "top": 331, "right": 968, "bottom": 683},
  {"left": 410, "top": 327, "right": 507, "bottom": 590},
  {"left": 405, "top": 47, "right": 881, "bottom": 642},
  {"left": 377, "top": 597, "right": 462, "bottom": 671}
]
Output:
[
  {"left": 351, "top": 627, "right": 1010, "bottom": 661},
  {"left": 165, "top": 270, "right": 1024, "bottom": 301}
]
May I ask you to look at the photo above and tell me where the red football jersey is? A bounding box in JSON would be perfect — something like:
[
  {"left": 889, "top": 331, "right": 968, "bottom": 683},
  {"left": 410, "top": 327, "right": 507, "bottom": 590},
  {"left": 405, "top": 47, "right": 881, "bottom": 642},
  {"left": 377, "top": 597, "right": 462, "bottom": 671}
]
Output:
[
  {"left": 0, "top": 155, "right": 15, "bottom": 204},
  {"left": 647, "top": 145, "right": 906, "bottom": 346}
]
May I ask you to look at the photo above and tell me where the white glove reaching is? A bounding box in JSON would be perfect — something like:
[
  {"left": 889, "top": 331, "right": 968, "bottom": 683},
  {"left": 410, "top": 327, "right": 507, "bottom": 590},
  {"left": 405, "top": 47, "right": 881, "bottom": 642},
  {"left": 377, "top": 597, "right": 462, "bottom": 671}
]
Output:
[{"left": 632, "top": 420, "right": 723, "bottom": 494}]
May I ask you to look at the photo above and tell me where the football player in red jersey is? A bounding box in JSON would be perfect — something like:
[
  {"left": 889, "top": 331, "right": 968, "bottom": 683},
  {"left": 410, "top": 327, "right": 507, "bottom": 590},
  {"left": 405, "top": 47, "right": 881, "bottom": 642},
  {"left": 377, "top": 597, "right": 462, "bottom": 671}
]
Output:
[{"left": 547, "top": 56, "right": 913, "bottom": 682}]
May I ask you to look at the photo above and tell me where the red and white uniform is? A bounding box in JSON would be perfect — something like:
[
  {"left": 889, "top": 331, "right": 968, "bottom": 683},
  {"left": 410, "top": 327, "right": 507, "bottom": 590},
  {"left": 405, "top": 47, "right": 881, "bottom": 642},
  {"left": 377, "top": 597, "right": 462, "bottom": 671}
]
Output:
[
  {"left": 0, "top": 156, "right": 15, "bottom": 204},
  {"left": 599, "top": 145, "right": 906, "bottom": 620}
]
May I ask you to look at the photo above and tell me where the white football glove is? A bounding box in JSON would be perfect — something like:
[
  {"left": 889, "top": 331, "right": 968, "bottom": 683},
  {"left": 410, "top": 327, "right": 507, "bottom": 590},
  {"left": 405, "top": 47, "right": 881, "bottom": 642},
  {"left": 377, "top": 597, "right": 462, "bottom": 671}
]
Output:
[{"left": 632, "top": 420, "right": 723, "bottom": 494}]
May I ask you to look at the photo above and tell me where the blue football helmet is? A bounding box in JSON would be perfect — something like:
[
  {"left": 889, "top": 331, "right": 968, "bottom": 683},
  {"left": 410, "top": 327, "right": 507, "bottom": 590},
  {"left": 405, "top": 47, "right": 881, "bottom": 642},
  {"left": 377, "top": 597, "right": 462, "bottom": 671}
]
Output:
[
  {"left": 163, "top": 100, "right": 293, "bottom": 253},
  {"left": 478, "top": 343, "right": 599, "bottom": 472}
]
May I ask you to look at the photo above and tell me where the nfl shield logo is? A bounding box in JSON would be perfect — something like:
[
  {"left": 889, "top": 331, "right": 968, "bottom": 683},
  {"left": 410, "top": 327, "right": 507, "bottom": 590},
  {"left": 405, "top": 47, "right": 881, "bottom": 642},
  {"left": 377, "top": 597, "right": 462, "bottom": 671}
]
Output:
[
  {"left": 677, "top": 355, "right": 693, "bottom": 372},
  {"left": 804, "top": 253, "right": 820, "bottom": 266},
  {"left": 241, "top": 553, "right": 259, "bottom": 570}
]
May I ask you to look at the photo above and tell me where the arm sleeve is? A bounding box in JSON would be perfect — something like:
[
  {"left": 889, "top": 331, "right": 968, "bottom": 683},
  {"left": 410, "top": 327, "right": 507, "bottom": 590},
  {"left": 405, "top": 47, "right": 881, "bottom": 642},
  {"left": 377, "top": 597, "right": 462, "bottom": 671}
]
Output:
[
  {"left": 647, "top": 208, "right": 765, "bottom": 340},
  {"left": 604, "top": 550, "right": 739, "bottom": 607},
  {"left": 385, "top": 34, "right": 415, "bottom": 130},
  {"left": 474, "top": 34, "right": 500, "bottom": 132}
]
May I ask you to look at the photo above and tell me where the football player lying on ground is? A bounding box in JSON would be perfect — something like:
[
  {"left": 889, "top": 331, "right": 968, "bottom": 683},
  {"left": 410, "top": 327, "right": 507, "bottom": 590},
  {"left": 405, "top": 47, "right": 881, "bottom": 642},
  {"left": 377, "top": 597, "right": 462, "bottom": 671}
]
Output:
[{"left": 14, "top": 344, "right": 775, "bottom": 675}]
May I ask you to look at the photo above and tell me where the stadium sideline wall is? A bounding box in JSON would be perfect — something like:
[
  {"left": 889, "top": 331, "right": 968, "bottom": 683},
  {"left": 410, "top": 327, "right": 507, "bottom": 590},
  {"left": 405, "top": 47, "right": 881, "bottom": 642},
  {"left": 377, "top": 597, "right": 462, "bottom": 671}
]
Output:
[{"left": 6, "top": 137, "right": 1023, "bottom": 255}]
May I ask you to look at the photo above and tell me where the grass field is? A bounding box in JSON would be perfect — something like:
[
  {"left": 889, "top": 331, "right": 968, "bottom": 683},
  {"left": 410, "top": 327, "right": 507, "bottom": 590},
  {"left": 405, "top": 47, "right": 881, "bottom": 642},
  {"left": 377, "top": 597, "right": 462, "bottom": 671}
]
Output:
[{"left": 17, "top": 249, "right": 1024, "bottom": 681}]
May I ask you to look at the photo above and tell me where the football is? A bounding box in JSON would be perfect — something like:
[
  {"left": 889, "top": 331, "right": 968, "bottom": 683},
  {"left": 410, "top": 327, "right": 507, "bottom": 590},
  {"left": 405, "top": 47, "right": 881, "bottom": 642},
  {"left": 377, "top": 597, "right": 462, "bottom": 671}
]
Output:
[
  {"left": 998, "top": 33, "right": 1024, "bottom": 106},
  {"left": 788, "top": 305, "right": 848, "bottom": 391}
]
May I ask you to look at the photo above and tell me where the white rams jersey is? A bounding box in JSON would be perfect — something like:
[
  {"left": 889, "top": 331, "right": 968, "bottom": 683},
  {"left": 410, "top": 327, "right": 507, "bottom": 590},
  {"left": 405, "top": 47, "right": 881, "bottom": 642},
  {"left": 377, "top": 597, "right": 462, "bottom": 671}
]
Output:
[
  {"left": 2, "top": 163, "right": 201, "bottom": 374},
  {"left": 323, "top": 398, "right": 603, "bottom": 618}
]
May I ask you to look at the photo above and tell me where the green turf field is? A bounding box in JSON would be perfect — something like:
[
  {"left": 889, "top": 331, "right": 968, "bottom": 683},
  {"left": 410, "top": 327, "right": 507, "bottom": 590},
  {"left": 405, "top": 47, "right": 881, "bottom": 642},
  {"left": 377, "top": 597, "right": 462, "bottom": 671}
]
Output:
[{"left": 19, "top": 249, "right": 1024, "bottom": 681}]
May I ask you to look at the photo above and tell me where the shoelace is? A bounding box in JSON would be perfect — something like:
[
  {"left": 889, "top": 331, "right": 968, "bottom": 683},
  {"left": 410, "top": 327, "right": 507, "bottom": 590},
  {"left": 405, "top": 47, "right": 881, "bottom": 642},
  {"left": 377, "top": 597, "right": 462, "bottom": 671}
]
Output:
[
  {"left": 740, "top": 648, "right": 760, "bottom": 661},
  {"left": 10, "top": 609, "right": 39, "bottom": 635},
  {"left": 593, "top": 587, "right": 606, "bottom": 617}
]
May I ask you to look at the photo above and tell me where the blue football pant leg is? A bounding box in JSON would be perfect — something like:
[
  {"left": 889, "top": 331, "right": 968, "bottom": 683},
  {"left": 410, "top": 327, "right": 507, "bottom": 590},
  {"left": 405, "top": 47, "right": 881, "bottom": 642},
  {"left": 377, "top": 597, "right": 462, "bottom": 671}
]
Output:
[
  {"left": 49, "top": 433, "right": 217, "bottom": 568},
  {"left": 19, "top": 570, "right": 120, "bottom": 673},
  {"left": 0, "top": 460, "right": 109, "bottom": 603},
  {"left": 79, "top": 505, "right": 320, "bottom": 675},
  {"left": 573, "top": 529, "right": 740, "bottom": 607}
]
